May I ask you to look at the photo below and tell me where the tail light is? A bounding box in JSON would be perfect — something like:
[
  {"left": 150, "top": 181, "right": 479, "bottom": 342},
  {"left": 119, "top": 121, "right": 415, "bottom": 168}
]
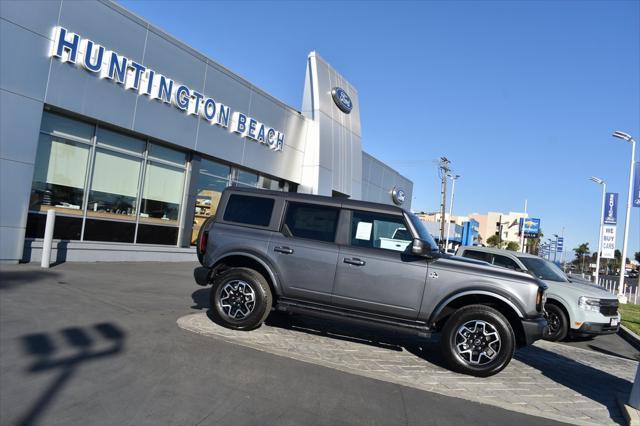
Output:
[{"left": 199, "top": 230, "right": 209, "bottom": 255}]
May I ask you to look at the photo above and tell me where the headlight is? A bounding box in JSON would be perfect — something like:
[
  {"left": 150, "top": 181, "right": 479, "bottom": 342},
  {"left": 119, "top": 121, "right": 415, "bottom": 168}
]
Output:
[{"left": 578, "top": 296, "right": 600, "bottom": 312}]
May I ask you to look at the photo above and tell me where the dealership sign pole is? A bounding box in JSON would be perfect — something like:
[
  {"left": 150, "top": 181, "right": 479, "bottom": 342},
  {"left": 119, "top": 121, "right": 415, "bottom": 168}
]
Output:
[
  {"left": 612, "top": 131, "right": 636, "bottom": 299},
  {"left": 590, "top": 177, "right": 606, "bottom": 280}
]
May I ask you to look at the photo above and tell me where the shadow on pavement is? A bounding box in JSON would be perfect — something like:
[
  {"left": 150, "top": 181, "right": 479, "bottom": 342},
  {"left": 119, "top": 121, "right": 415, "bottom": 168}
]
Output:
[
  {"left": 586, "top": 343, "right": 640, "bottom": 361},
  {"left": 0, "top": 270, "right": 60, "bottom": 290},
  {"left": 515, "top": 345, "right": 631, "bottom": 421},
  {"left": 191, "top": 287, "right": 210, "bottom": 310},
  {"left": 18, "top": 323, "right": 126, "bottom": 426}
]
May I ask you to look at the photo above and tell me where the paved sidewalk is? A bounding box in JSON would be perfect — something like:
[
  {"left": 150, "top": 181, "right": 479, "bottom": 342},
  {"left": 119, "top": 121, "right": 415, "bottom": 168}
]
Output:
[{"left": 179, "top": 311, "right": 637, "bottom": 425}]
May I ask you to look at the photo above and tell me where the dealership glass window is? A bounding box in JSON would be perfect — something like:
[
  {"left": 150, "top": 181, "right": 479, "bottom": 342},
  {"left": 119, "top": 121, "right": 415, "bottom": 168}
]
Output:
[
  {"left": 29, "top": 133, "right": 90, "bottom": 217},
  {"left": 350, "top": 211, "right": 411, "bottom": 252},
  {"left": 140, "top": 161, "right": 185, "bottom": 225},
  {"left": 234, "top": 170, "right": 259, "bottom": 187},
  {"left": 191, "top": 159, "right": 231, "bottom": 244}
]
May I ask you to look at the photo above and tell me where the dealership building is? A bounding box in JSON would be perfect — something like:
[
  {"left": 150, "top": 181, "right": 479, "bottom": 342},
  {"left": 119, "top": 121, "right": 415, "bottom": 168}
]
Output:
[{"left": 0, "top": 0, "right": 413, "bottom": 263}]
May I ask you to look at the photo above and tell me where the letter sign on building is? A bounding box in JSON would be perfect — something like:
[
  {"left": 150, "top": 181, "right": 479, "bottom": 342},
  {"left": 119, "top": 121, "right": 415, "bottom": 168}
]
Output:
[{"left": 49, "top": 26, "right": 285, "bottom": 152}]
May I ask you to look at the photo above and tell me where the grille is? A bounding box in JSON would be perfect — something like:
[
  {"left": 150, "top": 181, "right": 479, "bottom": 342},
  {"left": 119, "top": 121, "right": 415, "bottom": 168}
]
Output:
[{"left": 599, "top": 300, "right": 619, "bottom": 317}]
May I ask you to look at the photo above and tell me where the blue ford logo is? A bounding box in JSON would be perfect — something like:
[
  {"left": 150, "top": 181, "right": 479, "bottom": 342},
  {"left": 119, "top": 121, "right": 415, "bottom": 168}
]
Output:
[
  {"left": 392, "top": 187, "right": 406, "bottom": 205},
  {"left": 331, "top": 87, "right": 352, "bottom": 114}
]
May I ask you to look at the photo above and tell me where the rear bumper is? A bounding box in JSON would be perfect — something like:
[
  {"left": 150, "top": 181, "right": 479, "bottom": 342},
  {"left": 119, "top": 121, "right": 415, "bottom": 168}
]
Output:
[
  {"left": 194, "top": 266, "right": 211, "bottom": 286},
  {"left": 521, "top": 316, "right": 548, "bottom": 346}
]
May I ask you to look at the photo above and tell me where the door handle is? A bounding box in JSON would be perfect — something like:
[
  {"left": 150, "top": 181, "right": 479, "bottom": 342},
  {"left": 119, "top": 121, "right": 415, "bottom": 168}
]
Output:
[
  {"left": 344, "top": 258, "right": 365, "bottom": 266},
  {"left": 274, "top": 246, "right": 294, "bottom": 254}
]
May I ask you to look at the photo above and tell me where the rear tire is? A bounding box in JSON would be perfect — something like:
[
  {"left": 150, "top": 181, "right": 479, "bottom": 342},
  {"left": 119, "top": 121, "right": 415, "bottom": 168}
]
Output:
[
  {"left": 543, "top": 303, "right": 568, "bottom": 341},
  {"left": 210, "top": 267, "right": 272, "bottom": 331},
  {"left": 440, "top": 305, "right": 515, "bottom": 377}
]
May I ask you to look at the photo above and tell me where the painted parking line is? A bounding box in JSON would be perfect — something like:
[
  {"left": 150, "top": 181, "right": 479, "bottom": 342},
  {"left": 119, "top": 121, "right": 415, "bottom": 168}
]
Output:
[{"left": 178, "top": 312, "right": 637, "bottom": 425}]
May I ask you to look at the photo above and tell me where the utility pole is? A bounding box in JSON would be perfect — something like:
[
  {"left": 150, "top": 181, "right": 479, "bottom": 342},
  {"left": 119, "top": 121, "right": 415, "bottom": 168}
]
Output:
[
  {"left": 519, "top": 199, "right": 527, "bottom": 253},
  {"left": 438, "top": 157, "right": 451, "bottom": 249}
]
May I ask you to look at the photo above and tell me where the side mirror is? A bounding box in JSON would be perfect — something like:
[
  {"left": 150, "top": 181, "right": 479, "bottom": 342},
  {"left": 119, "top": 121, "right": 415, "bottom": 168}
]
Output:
[{"left": 411, "top": 239, "right": 435, "bottom": 257}]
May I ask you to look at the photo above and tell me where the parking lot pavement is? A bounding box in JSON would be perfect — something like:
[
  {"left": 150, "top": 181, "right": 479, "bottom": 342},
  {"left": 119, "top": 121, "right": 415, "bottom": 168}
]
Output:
[
  {"left": 181, "top": 308, "right": 638, "bottom": 426},
  {"left": 0, "top": 262, "right": 567, "bottom": 426},
  {"left": 560, "top": 332, "right": 639, "bottom": 361}
]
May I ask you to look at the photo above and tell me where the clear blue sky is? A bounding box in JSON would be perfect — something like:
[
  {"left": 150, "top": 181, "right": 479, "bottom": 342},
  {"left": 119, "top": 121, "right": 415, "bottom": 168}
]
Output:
[{"left": 119, "top": 0, "right": 639, "bottom": 258}]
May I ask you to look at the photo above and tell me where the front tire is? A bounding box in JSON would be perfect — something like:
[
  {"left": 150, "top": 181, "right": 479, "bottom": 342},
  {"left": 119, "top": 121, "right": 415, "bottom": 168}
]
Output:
[
  {"left": 441, "top": 305, "right": 515, "bottom": 377},
  {"left": 210, "top": 267, "right": 272, "bottom": 331},
  {"left": 543, "top": 303, "right": 568, "bottom": 341}
]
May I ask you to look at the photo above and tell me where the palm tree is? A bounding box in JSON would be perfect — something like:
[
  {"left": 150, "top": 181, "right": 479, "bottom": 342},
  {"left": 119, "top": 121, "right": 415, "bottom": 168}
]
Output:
[{"left": 573, "top": 243, "right": 590, "bottom": 273}]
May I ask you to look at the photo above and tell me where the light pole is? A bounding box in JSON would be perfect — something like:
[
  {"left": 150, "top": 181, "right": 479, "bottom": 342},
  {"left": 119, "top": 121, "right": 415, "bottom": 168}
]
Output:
[
  {"left": 553, "top": 233, "right": 559, "bottom": 263},
  {"left": 613, "top": 130, "right": 636, "bottom": 299},
  {"left": 590, "top": 176, "right": 606, "bottom": 282},
  {"left": 519, "top": 199, "right": 528, "bottom": 253},
  {"left": 445, "top": 174, "right": 460, "bottom": 252}
]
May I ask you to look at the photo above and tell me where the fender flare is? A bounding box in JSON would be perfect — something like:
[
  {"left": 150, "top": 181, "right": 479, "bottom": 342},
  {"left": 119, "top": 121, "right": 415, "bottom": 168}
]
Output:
[
  {"left": 429, "top": 290, "right": 526, "bottom": 324},
  {"left": 211, "top": 251, "right": 282, "bottom": 295}
]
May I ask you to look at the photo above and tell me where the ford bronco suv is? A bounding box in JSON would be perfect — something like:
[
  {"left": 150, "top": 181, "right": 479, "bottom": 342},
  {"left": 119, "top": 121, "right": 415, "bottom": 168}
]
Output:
[{"left": 194, "top": 188, "right": 548, "bottom": 376}]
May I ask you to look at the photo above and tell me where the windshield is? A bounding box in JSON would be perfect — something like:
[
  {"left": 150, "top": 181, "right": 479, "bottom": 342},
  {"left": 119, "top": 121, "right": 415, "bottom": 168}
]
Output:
[
  {"left": 407, "top": 212, "right": 439, "bottom": 252},
  {"left": 518, "top": 257, "right": 568, "bottom": 282}
]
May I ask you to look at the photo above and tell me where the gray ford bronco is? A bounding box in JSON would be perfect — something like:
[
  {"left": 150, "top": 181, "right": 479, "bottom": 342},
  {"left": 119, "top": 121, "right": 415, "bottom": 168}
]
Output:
[{"left": 194, "top": 187, "right": 548, "bottom": 376}]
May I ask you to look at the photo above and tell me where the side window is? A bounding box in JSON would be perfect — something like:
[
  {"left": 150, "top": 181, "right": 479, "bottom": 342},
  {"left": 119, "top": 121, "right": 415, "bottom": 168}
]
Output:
[
  {"left": 283, "top": 202, "right": 339, "bottom": 242},
  {"left": 493, "top": 255, "right": 520, "bottom": 270},
  {"left": 223, "top": 194, "right": 274, "bottom": 226},
  {"left": 350, "top": 211, "right": 411, "bottom": 252},
  {"left": 461, "top": 250, "right": 492, "bottom": 263}
]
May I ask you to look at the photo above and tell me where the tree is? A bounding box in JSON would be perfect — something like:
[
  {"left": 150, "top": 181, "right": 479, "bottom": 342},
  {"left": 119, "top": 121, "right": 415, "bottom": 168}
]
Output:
[
  {"left": 505, "top": 241, "right": 520, "bottom": 251},
  {"left": 486, "top": 234, "right": 504, "bottom": 248},
  {"left": 635, "top": 251, "right": 640, "bottom": 263},
  {"left": 573, "top": 243, "right": 590, "bottom": 273}
]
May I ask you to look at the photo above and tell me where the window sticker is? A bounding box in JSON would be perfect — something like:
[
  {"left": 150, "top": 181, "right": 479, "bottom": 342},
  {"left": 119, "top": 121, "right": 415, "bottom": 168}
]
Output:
[{"left": 355, "top": 222, "right": 373, "bottom": 240}]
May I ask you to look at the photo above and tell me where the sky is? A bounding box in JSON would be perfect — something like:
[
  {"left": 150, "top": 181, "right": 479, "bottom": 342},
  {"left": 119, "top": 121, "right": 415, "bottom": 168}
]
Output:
[{"left": 119, "top": 0, "right": 640, "bottom": 258}]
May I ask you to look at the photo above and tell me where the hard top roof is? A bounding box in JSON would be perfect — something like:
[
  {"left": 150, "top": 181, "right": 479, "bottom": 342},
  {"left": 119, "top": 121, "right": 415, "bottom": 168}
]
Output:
[
  {"left": 461, "top": 246, "right": 540, "bottom": 259},
  {"left": 225, "top": 186, "right": 406, "bottom": 215}
]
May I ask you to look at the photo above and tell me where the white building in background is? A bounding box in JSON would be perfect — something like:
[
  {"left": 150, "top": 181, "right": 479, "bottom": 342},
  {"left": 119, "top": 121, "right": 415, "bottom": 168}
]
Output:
[{"left": 469, "top": 211, "right": 528, "bottom": 246}]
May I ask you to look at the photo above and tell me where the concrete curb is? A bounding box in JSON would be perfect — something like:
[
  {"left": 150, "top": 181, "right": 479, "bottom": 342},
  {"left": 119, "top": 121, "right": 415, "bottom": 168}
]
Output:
[
  {"left": 619, "top": 325, "right": 640, "bottom": 352},
  {"left": 617, "top": 393, "right": 640, "bottom": 426}
]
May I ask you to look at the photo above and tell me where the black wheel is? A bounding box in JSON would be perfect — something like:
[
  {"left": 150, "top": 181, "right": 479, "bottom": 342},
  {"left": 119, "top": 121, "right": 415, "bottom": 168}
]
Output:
[
  {"left": 440, "top": 305, "right": 515, "bottom": 377},
  {"left": 543, "top": 303, "right": 568, "bottom": 341},
  {"left": 210, "top": 267, "right": 272, "bottom": 331},
  {"left": 196, "top": 216, "right": 216, "bottom": 266}
]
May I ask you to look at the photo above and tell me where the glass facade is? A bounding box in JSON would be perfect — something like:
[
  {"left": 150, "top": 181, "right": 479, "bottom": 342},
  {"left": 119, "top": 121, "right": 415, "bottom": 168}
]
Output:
[{"left": 27, "top": 110, "right": 289, "bottom": 247}]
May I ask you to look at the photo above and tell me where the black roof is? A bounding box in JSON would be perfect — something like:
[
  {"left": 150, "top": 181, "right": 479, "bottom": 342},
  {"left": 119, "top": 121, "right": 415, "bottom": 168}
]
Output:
[{"left": 225, "top": 186, "right": 406, "bottom": 215}]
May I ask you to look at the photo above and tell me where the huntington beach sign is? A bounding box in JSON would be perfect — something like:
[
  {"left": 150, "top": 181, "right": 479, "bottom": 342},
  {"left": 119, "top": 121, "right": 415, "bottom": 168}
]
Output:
[{"left": 49, "top": 27, "right": 285, "bottom": 152}]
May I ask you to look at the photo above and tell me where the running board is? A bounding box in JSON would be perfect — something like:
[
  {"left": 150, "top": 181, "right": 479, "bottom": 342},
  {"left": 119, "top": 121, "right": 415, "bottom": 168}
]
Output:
[{"left": 275, "top": 299, "right": 432, "bottom": 338}]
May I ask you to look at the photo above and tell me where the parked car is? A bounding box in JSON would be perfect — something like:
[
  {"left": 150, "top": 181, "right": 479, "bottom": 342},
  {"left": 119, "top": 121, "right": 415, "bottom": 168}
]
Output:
[
  {"left": 455, "top": 246, "right": 620, "bottom": 341},
  {"left": 194, "top": 188, "right": 548, "bottom": 376}
]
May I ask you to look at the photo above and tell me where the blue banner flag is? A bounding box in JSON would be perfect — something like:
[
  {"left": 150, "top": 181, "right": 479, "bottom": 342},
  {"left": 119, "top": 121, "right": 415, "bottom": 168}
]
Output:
[
  {"left": 603, "top": 192, "right": 618, "bottom": 225},
  {"left": 633, "top": 162, "right": 640, "bottom": 208},
  {"left": 519, "top": 218, "right": 541, "bottom": 236},
  {"left": 556, "top": 237, "right": 563, "bottom": 252}
]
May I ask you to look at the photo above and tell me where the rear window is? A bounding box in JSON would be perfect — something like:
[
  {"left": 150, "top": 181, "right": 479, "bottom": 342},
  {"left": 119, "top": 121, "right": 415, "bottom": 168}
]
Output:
[
  {"left": 223, "top": 194, "right": 274, "bottom": 227},
  {"left": 461, "top": 250, "right": 491, "bottom": 263},
  {"left": 283, "top": 202, "right": 339, "bottom": 242}
]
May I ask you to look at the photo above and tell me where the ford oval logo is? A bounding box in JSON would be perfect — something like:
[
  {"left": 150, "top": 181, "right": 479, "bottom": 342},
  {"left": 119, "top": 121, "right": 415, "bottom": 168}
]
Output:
[
  {"left": 392, "top": 187, "right": 406, "bottom": 205},
  {"left": 331, "top": 87, "right": 353, "bottom": 114}
]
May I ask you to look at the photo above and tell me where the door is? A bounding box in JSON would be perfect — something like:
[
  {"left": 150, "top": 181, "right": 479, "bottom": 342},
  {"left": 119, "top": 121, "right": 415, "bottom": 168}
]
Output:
[
  {"left": 267, "top": 202, "right": 341, "bottom": 304},
  {"left": 331, "top": 210, "right": 428, "bottom": 319}
]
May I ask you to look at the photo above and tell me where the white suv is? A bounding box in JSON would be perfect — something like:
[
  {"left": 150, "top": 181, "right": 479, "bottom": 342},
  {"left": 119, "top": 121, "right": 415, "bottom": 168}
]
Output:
[{"left": 456, "top": 247, "right": 620, "bottom": 341}]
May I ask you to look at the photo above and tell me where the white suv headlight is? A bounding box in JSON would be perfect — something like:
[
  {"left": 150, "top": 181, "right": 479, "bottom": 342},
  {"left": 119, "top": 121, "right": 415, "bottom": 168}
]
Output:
[{"left": 578, "top": 296, "right": 601, "bottom": 312}]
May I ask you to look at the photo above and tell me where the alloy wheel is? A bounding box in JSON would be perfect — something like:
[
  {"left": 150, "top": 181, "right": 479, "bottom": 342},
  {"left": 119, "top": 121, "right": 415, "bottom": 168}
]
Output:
[
  {"left": 219, "top": 280, "right": 256, "bottom": 320},
  {"left": 454, "top": 320, "right": 502, "bottom": 366}
]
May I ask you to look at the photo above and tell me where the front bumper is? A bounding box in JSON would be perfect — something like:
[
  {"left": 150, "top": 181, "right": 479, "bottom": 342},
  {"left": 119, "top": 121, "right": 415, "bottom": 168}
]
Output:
[
  {"left": 574, "top": 321, "right": 620, "bottom": 335},
  {"left": 522, "top": 316, "right": 549, "bottom": 346}
]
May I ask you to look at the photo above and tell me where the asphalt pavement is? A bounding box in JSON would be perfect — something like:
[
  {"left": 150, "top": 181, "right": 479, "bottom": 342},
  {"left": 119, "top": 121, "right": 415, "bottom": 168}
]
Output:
[{"left": 0, "top": 262, "right": 570, "bottom": 426}]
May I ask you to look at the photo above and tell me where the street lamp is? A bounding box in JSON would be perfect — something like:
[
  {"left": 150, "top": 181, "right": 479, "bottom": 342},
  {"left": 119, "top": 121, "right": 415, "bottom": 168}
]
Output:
[
  {"left": 612, "top": 130, "right": 636, "bottom": 299},
  {"left": 589, "top": 176, "right": 606, "bottom": 282},
  {"left": 444, "top": 174, "right": 460, "bottom": 252},
  {"left": 553, "top": 233, "right": 559, "bottom": 262}
]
